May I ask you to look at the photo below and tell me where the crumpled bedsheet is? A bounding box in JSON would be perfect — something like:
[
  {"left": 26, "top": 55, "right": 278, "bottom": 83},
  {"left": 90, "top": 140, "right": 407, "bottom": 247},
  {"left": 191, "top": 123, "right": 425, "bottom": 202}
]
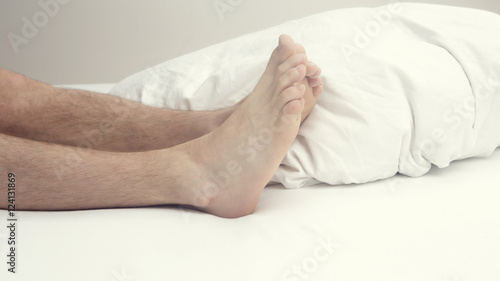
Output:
[{"left": 110, "top": 3, "right": 500, "bottom": 188}]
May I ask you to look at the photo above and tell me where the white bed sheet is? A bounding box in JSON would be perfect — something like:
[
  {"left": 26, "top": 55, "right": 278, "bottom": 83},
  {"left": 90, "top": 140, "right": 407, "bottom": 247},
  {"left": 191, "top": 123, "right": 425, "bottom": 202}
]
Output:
[
  {"left": 110, "top": 3, "right": 500, "bottom": 189},
  {"left": 1, "top": 84, "right": 499, "bottom": 281}
]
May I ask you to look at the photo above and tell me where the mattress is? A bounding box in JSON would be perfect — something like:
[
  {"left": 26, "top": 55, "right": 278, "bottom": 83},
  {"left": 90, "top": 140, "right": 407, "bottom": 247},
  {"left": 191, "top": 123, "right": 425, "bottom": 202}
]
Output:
[{"left": 1, "top": 83, "right": 499, "bottom": 280}]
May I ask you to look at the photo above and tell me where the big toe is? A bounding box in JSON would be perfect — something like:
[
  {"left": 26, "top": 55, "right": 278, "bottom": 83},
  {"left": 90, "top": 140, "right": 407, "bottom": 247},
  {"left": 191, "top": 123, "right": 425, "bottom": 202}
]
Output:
[{"left": 271, "top": 34, "right": 297, "bottom": 66}]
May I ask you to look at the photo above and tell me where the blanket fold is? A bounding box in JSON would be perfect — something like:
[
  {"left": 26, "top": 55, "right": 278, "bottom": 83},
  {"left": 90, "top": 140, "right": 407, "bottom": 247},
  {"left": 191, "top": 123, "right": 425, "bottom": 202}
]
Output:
[{"left": 111, "top": 3, "right": 500, "bottom": 188}]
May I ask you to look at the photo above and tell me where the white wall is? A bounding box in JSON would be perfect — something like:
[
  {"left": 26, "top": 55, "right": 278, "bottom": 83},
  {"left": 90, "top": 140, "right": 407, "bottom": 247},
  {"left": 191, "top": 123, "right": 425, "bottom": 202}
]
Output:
[{"left": 1, "top": 0, "right": 499, "bottom": 84}]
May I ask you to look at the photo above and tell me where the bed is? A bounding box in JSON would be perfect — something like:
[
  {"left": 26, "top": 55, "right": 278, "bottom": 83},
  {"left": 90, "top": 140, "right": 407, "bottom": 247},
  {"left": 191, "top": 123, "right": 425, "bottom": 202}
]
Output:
[
  {"left": 1, "top": 94, "right": 499, "bottom": 279},
  {"left": 2, "top": 3, "right": 500, "bottom": 281}
]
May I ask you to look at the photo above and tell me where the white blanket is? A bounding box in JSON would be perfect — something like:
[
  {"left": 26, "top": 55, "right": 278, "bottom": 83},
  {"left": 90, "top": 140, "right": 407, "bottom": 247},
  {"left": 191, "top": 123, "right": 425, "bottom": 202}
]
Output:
[{"left": 111, "top": 3, "right": 500, "bottom": 188}]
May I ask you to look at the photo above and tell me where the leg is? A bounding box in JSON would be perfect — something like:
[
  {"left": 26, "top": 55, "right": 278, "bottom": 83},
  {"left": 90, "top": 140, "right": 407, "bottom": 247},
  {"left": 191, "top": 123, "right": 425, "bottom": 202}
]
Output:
[
  {"left": 0, "top": 35, "right": 314, "bottom": 218},
  {"left": 0, "top": 133, "right": 174, "bottom": 210},
  {"left": 0, "top": 52, "right": 322, "bottom": 152},
  {"left": 0, "top": 68, "right": 234, "bottom": 152}
]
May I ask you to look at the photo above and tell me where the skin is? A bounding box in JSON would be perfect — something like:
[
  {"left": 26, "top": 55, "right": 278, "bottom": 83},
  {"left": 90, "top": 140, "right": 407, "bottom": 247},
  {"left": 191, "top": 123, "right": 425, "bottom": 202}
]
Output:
[{"left": 0, "top": 34, "right": 323, "bottom": 218}]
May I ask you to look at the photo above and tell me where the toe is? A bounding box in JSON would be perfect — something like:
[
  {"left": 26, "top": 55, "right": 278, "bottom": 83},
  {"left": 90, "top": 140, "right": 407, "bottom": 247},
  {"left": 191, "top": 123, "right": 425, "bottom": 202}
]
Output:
[
  {"left": 278, "top": 34, "right": 295, "bottom": 51},
  {"left": 283, "top": 98, "right": 305, "bottom": 116},
  {"left": 270, "top": 34, "right": 296, "bottom": 66},
  {"left": 308, "top": 77, "right": 322, "bottom": 88},
  {"left": 313, "top": 84, "right": 324, "bottom": 97},
  {"left": 279, "top": 65, "right": 307, "bottom": 91},
  {"left": 277, "top": 54, "right": 308, "bottom": 75},
  {"left": 306, "top": 62, "right": 321, "bottom": 78},
  {"left": 279, "top": 84, "right": 306, "bottom": 106}
]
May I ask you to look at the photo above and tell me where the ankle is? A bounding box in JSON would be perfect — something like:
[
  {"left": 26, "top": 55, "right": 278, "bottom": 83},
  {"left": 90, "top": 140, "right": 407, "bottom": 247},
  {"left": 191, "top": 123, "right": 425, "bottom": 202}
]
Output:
[
  {"left": 156, "top": 139, "right": 217, "bottom": 207},
  {"left": 201, "top": 107, "right": 235, "bottom": 135}
]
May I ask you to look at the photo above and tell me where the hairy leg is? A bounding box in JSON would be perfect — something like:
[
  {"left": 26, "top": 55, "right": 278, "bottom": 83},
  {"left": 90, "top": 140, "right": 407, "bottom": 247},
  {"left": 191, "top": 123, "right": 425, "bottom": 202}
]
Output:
[
  {"left": 0, "top": 133, "right": 187, "bottom": 210},
  {"left": 0, "top": 46, "right": 322, "bottom": 153},
  {"left": 0, "top": 35, "right": 317, "bottom": 218},
  {"left": 0, "top": 68, "right": 234, "bottom": 152}
]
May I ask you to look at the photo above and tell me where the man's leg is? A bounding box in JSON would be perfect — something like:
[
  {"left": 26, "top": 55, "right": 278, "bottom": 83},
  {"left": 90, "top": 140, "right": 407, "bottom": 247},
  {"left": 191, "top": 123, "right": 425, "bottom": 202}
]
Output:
[
  {"left": 0, "top": 59, "right": 321, "bottom": 153},
  {"left": 0, "top": 133, "right": 177, "bottom": 210},
  {"left": 0, "top": 35, "right": 321, "bottom": 218},
  {"left": 0, "top": 68, "right": 235, "bottom": 152}
]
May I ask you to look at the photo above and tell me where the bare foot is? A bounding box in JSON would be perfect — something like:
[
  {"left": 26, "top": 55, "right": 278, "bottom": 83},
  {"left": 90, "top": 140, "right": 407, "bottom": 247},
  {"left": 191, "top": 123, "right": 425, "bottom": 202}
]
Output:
[
  {"left": 205, "top": 41, "right": 324, "bottom": 131},
  {"left": 172, "top": 35, "right": 313, "bottom": 218}
]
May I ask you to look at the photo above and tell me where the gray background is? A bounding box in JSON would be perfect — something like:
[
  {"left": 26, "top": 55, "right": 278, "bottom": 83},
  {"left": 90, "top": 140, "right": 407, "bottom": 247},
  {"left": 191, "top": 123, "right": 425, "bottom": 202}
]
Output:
[{"left": 1, "top": 0, "right": 498, "bottom": 84}]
